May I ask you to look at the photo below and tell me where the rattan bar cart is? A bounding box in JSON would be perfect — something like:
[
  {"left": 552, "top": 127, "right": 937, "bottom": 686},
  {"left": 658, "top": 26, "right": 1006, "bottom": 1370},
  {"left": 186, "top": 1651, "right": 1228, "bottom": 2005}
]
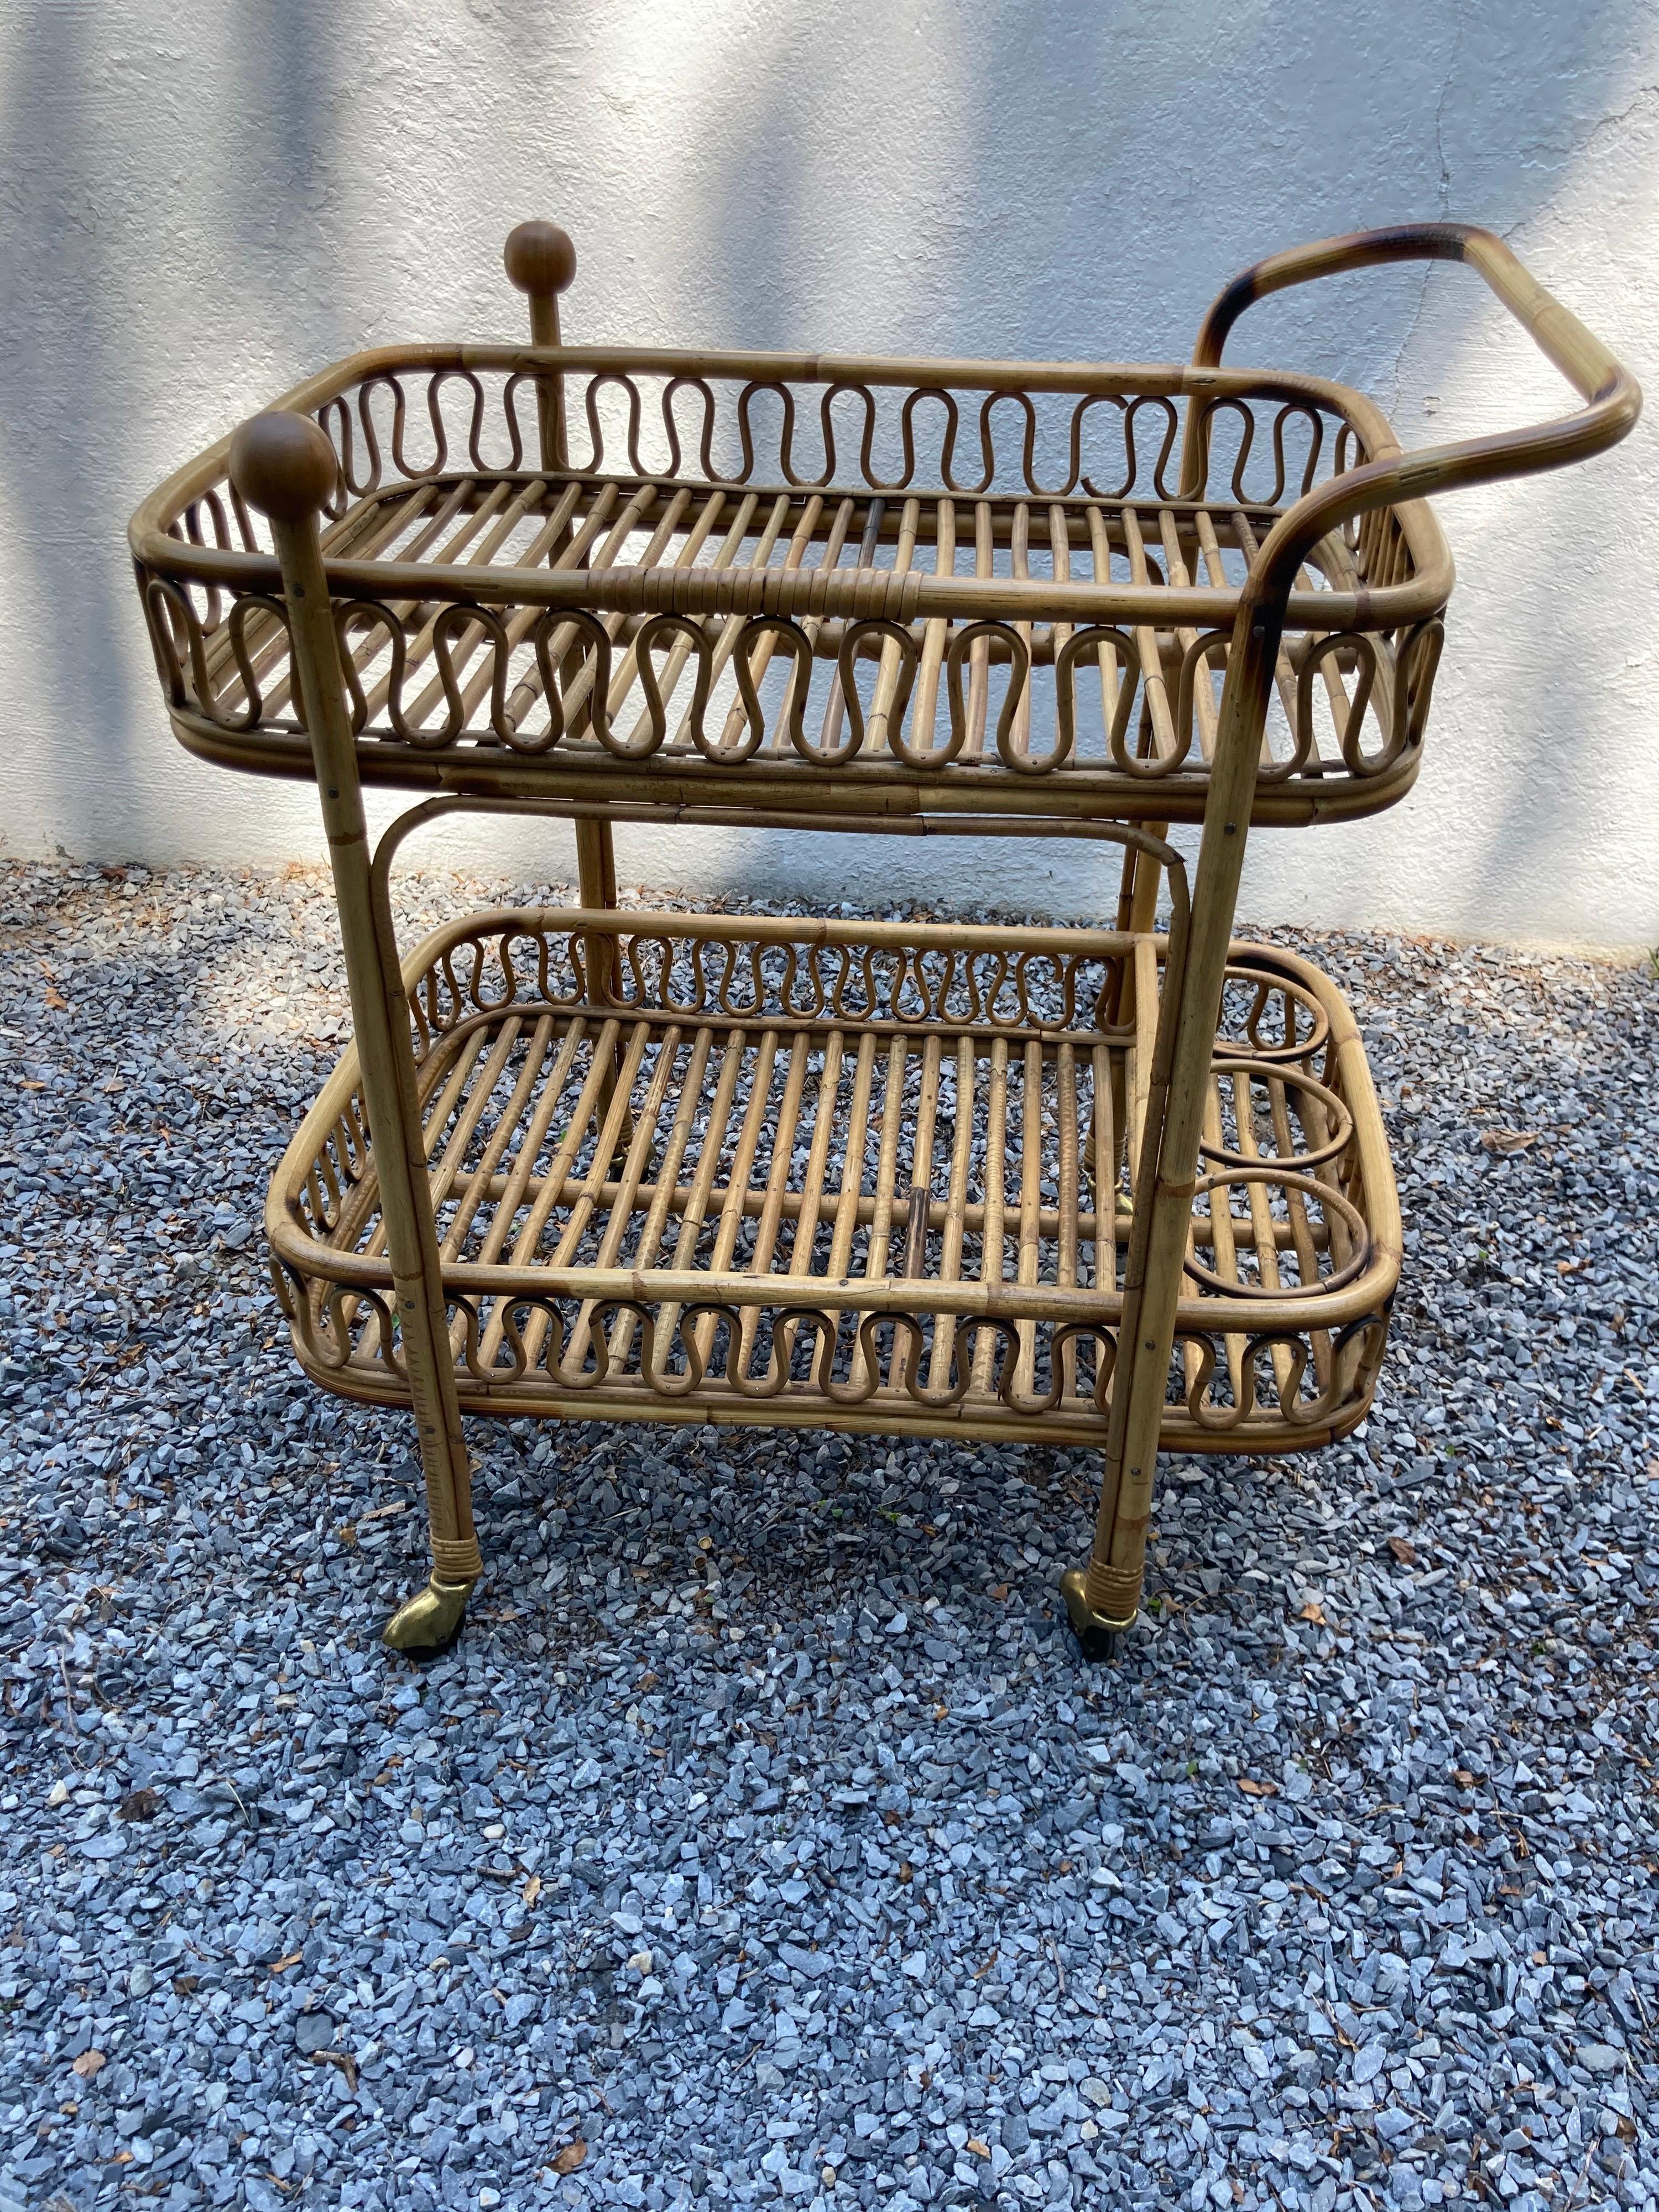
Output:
[{"left": 129, "top": 221, "right": 1637, "bottom": 1654}]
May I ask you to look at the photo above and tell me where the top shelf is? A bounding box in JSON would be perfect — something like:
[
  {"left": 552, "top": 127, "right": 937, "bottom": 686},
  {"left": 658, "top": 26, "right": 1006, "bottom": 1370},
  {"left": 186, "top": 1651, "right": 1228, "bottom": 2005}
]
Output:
[
  {"left": 127, "top": 222, "right": 1639, "bottom": 837},
  {"left": 132, "top": 346, "right": 1449, "bottom": 829}
]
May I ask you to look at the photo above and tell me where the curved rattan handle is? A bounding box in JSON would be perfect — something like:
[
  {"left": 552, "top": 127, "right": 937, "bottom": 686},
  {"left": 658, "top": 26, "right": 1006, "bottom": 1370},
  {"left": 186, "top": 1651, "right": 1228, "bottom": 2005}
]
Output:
[{"left": 1185, "top": 222, "right": 1640, "bottom": 591}]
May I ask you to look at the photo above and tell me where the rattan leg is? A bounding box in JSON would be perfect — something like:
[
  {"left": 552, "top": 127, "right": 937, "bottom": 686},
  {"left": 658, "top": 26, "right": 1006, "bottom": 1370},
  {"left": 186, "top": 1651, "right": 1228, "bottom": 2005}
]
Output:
[
  {"left": 575, "top": 817, "right": 634, "bottom": 1173},
  {"left": 1061, "top": 1183, "right": 1194, "bottom": 1650},
  {"left": 368, "top": 782, "right": 484, "bottom": 1651},
  {"left": 229, "top": 414, "right": 483, "bottom": 1653},
  {"left": 1060, "top": 1551, "right": 1127, "bottom": 1657},
  {"left": 1066, "top": 610, "right": 1279, "bottom": 1655},
  {"left": 1061, "top": 1207, "right": 1184, "bottom": 1649}
]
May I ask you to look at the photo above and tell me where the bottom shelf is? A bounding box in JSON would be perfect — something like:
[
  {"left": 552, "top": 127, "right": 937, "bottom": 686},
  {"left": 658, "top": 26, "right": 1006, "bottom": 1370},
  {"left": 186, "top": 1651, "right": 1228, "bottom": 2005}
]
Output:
[{"left": 267, "top": 908, "right": 1401, "bottom": 1452}]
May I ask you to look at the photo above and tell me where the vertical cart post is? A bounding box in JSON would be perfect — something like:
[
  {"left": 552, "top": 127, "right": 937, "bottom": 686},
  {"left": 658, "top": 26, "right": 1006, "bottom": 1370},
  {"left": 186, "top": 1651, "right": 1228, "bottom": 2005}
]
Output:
[
  {"left": 503, "top": 221, "right": 616, "bottom": 921},
  {"left": 504, "top": 221, "right": 630, "bottom": 1160},
  {"left": 1064, "top": 599, "right": 1282, "bottom": 1648},
  {"left": 228, "top": 410, "right": 483, "bottom": 1653},
  {"left": 503, "top": 218, "right": 575, "bottom": 463}
]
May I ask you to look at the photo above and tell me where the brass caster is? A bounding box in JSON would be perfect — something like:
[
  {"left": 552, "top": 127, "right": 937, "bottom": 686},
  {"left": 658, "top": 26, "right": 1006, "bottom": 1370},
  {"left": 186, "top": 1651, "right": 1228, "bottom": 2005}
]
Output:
[
  {"left": 383, "top": 1575, "right": 474, "bottom": 1656},
  {"left": 1060, "top": 1567, "right": 1135, "bottom": 1662}
]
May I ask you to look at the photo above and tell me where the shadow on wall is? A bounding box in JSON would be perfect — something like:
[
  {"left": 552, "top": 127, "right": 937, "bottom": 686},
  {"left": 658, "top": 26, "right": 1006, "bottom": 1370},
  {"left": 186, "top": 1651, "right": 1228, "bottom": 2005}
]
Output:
[
  {"left": 514, "top": 0, "right": 1650, "bottom": 941},
  {"left": 0, "top": 0, "right": 1645, "bottom": 941},
  {"left": 0, "top": 0, "right": 352, "bottom": 858},
  {"left": 0, "top": 12, "right": 130, "bottom": 852}
]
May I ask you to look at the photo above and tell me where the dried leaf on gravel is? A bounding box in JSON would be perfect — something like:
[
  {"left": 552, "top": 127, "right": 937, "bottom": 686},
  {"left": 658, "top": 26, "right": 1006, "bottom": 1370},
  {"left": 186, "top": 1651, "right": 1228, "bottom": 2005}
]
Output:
[
  {"left": 313, "top": 2049, "right": 358, "bottom": 2093},
  {"left": 1478, "top": 1127, "right": 1537, "bottom": 1153},
  {"left": 1237, "top": 1777, "right": 1278, "bottom": 1797},
  {"left": 71, "top": 2049, "right": 106, "bottom": 2079}
]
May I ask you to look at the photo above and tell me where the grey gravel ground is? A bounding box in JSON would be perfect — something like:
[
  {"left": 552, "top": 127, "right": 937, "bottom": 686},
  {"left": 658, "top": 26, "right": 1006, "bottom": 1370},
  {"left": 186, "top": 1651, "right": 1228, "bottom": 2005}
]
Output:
[{"left": 1, "top": 857, "right": 1657, "bottom": 2212}]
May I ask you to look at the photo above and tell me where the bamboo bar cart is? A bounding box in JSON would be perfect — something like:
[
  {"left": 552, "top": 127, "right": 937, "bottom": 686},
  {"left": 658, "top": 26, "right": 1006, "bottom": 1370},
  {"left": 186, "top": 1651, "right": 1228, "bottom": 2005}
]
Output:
[{"left": 129, "top": 221, "right": 1638, "bottom": 1654}]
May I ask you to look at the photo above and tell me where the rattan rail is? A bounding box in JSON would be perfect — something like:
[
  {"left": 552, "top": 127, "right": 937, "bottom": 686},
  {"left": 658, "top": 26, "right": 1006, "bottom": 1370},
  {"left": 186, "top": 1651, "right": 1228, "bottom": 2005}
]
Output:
[{"left": 129, "top": 218, "right": 1637, "bottom": 1654}]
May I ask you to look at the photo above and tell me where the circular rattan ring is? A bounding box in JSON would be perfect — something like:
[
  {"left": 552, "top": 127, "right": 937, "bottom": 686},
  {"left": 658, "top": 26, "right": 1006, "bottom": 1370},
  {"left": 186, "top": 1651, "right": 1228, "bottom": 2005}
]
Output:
[
  {"left": 1182, "top": 1167, "right": 1371, "bottom": 1300},
  {"left": 1200, "top": 1058, "right": 1355, "bottom": 1172}
]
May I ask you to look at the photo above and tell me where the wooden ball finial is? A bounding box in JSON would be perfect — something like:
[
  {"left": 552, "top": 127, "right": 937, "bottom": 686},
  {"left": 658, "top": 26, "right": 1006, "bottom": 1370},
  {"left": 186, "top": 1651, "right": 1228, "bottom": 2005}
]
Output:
[
  {"left": 504, "top": 220, "right": 577, "bottom": 298},
  {"left": 228, "top": 411, "right": 340, "bottom": 521}
]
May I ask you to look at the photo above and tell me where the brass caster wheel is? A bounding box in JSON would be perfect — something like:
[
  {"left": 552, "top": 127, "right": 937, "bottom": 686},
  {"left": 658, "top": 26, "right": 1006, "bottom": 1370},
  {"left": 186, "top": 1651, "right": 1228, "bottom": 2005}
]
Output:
[
  {"left": 1060, "top": 1567, "right": 1135, "bottom": 1663},
  {"left": 383, "top": 1575, "right": 474, "bottom": 1656}
]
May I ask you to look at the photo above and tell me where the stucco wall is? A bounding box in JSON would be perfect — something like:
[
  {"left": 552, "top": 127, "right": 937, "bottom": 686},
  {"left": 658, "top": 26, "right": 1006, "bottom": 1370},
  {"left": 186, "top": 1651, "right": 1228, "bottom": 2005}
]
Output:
[{"left": 3, "top": 0, "right": 1656, "bottom": 948}]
